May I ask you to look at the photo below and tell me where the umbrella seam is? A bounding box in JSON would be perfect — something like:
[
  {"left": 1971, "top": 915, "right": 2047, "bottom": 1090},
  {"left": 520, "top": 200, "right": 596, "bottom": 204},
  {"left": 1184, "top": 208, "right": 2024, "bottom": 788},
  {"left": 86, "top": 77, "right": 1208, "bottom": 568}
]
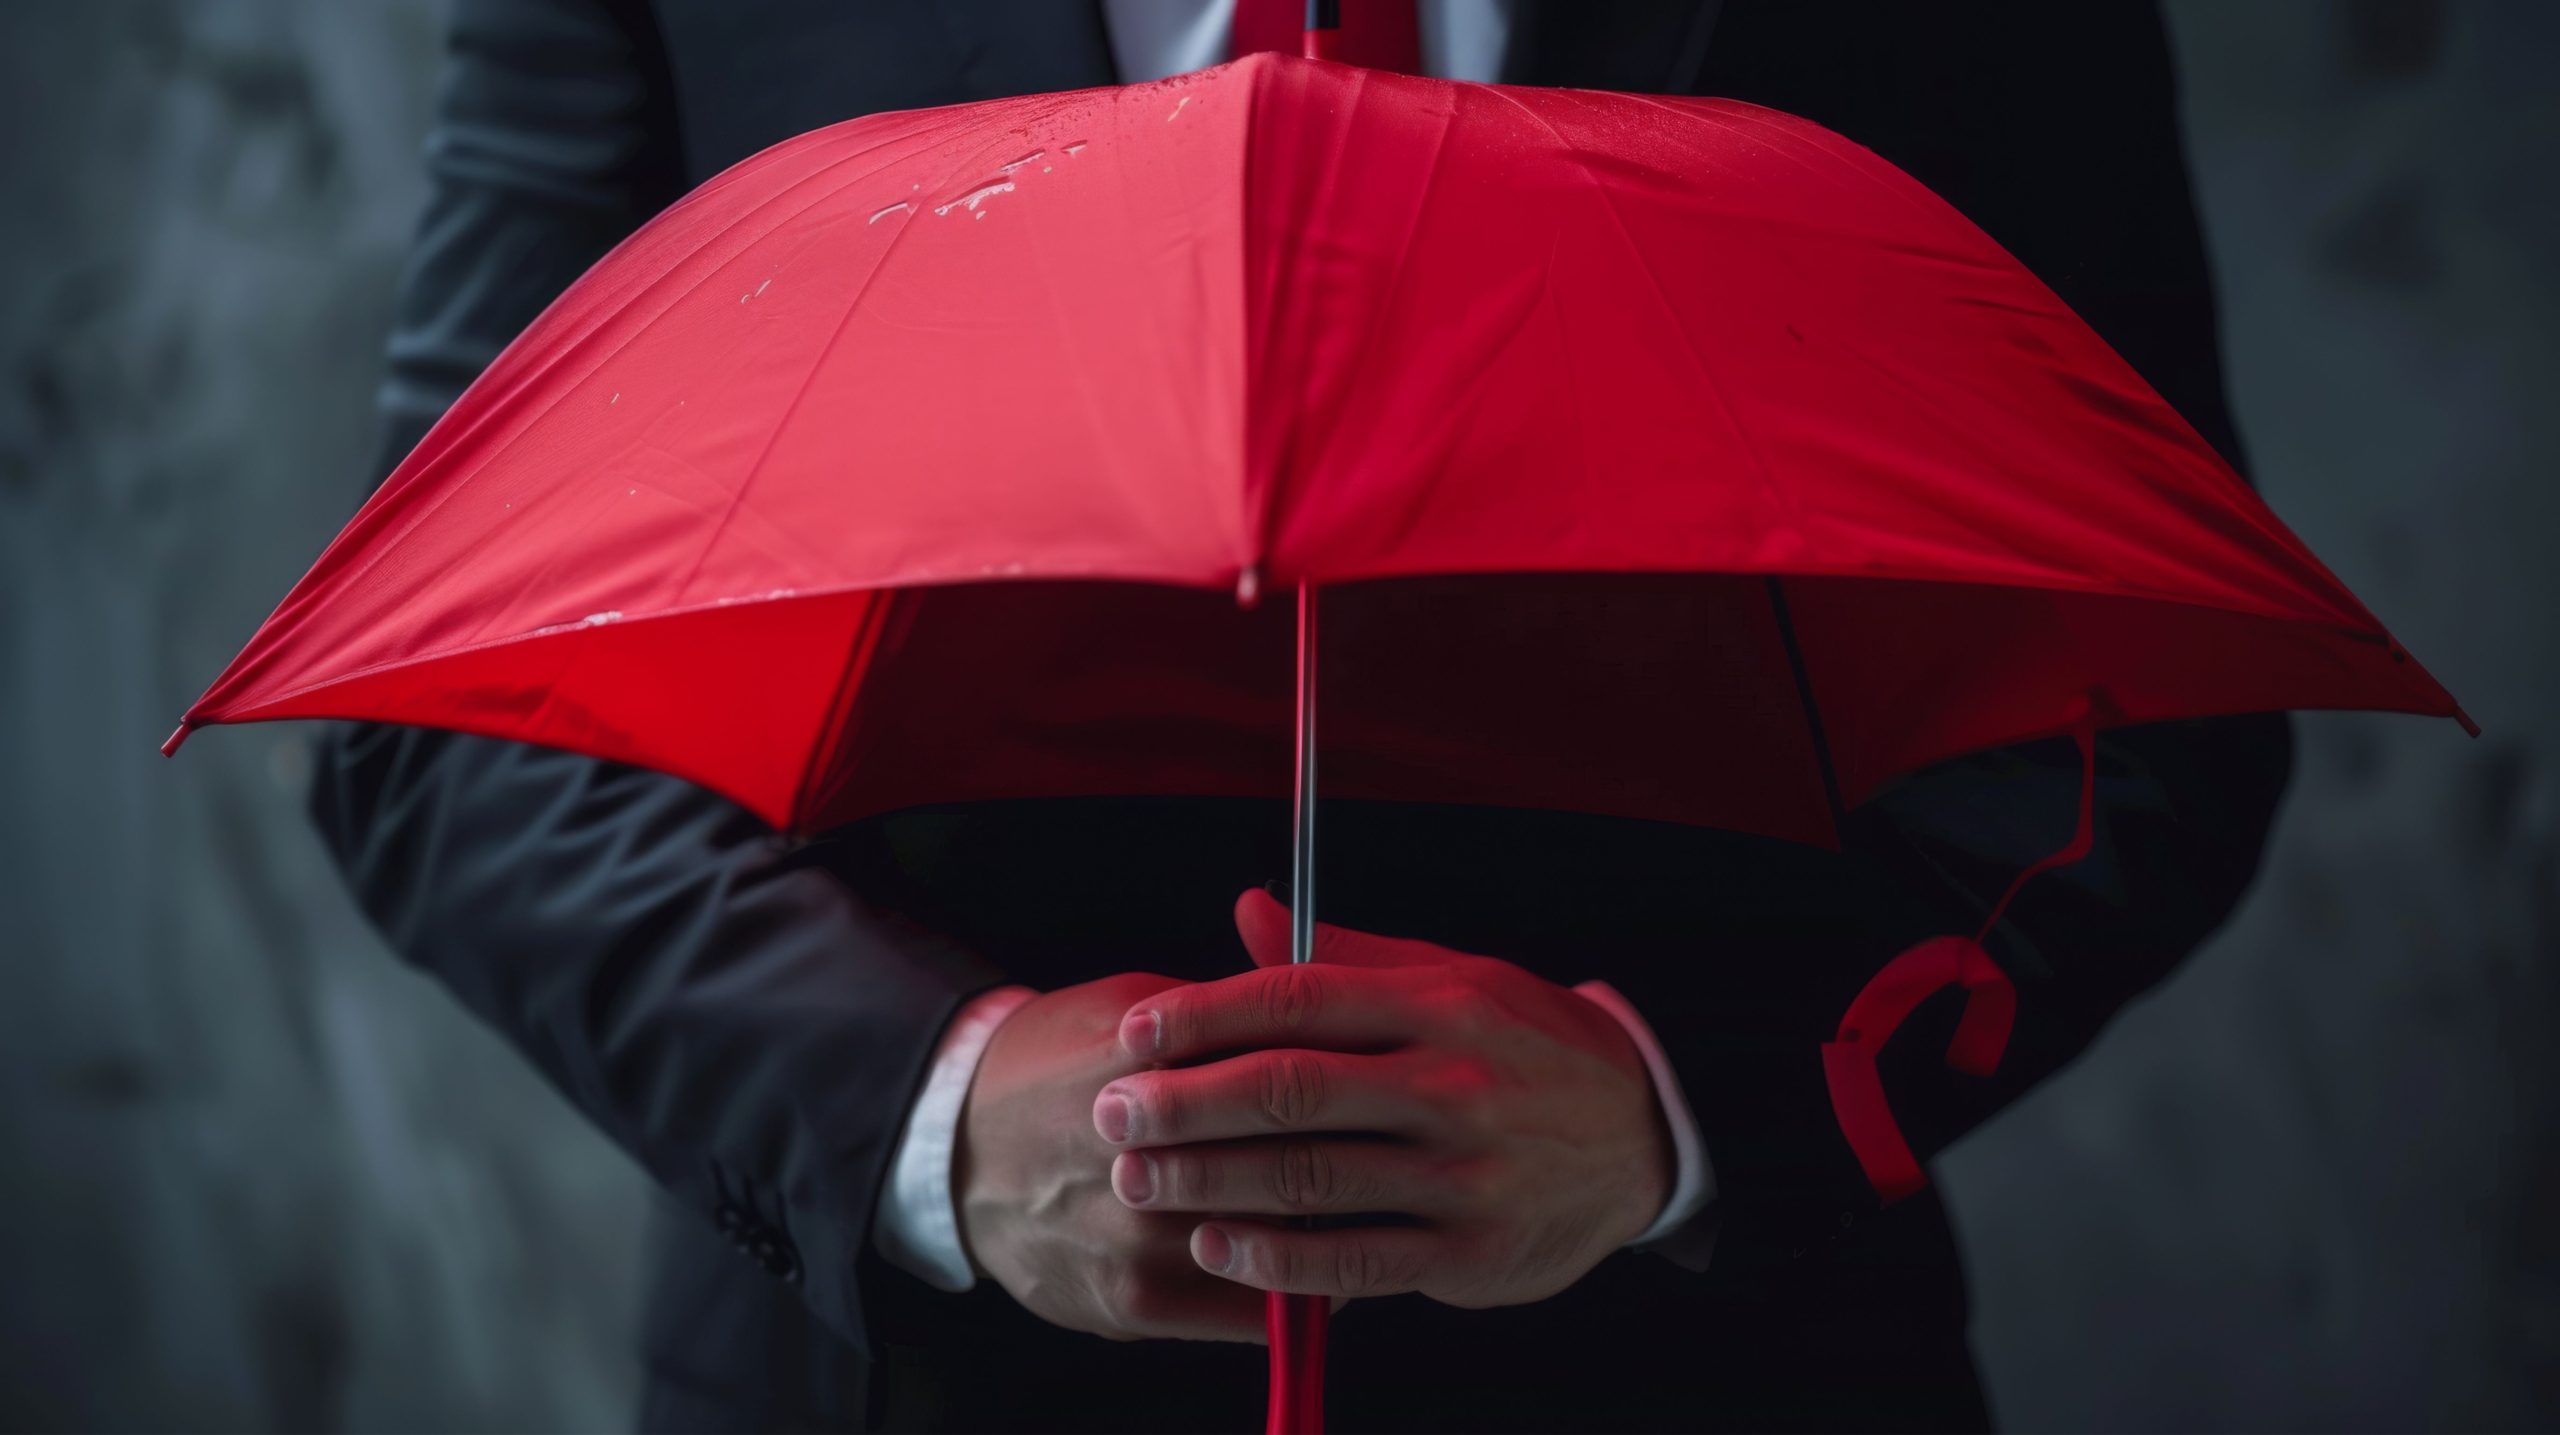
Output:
[
  {"left": 660, "top": 107, "right": 1065, "bottom": 605},
  {"left": 303, "top": 103, "right": 1010, "bottom": 664},
  {"left": 1476, "top": 84, "right": 1809, "bottom": 545},
  {"left": 787, "top": 587, "right": 897, "bottom": 833}
]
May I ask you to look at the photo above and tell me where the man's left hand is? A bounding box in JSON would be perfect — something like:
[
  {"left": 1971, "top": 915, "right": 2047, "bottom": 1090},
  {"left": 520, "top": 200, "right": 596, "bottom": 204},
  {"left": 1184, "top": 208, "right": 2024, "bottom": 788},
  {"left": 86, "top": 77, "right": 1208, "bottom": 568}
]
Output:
[{"left": 1093, "top": 888, "right": 1673, "bottom": 1309}]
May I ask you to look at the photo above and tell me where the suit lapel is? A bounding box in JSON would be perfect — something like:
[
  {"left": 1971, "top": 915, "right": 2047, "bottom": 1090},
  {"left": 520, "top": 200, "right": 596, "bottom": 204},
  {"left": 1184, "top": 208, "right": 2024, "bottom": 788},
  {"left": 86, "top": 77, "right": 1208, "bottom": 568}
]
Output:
[{"left": 1498, "top": 0, "right": 1725, "bottom": 93}]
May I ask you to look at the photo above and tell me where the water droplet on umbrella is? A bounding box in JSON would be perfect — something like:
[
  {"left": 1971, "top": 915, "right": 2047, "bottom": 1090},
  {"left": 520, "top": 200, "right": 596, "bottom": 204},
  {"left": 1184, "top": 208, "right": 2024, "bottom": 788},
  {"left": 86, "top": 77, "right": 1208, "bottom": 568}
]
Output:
[
  {"left": 581, "top": 610, "right": 623, "bottom": 627},
  {"left": 934, "top": 180, "right": 1015, "bottom": 216},
  {"left": 609, "top": 392, "right": 620, "bottom": 404},
  {"left": 1064, "top": 141, "right": 1088, "bottom": 156},
  {"left": 998, "top": 151, "right": 1045, "bottom": 173},
  {"left": 869, "top": 201, "right": 913, "bottom": 224},
  {"left": 1167, "top": 96, "right": 1191, "bottom": 121}
]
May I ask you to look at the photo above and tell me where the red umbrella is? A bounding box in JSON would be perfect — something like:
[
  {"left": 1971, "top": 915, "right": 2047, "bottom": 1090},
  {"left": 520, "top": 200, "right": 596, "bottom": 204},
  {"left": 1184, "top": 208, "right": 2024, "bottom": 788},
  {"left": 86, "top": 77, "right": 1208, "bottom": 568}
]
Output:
[{"left": 167, "top": 48, "right": 2466, "bottom": 1435}]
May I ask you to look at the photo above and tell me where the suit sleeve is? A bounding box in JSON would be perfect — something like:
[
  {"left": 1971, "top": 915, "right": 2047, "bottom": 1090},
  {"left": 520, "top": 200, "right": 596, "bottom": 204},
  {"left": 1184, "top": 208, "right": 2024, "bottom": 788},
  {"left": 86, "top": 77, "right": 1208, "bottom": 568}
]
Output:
[
  {"left": 1633, "top": 0, "right": 2297, "bottom": 1272},
  {"left": 1633, "top": 715, "right": 2290, "bottom": 1273},
  {"left": 311, "top": 0, "right": 1001, "bottom": 1352}
]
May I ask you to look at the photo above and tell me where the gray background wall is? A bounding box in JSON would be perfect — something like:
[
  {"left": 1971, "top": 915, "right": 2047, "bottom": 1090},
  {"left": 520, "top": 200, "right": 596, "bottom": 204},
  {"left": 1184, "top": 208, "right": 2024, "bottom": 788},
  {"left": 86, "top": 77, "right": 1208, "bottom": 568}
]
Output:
[{"left": 0, "top": 1, "right": 2549, "bottom": 1430}]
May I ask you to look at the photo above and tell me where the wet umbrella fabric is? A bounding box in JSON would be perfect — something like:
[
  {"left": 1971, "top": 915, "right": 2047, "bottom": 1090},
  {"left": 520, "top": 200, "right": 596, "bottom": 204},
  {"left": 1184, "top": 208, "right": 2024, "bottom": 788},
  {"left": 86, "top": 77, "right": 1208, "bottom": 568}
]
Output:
[
  {"left": 169, "top": 51, "right": 2467, "bottom": 1434},
  {"left": 168, "top": 55, "right": 2458, "bottom": 819}
]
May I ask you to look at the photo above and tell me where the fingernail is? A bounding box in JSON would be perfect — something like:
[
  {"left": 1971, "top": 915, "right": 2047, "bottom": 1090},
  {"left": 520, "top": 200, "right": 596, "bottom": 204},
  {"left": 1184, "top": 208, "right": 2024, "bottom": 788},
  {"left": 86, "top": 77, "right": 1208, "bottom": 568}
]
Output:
[
  {"left": 1116, "top": 1152, "right": 1156, "bottom": 1206},
  {"left": 1094, "top": 1091, "right": 1133, "bottom": 1144},
  {"left": 1193, "top": 1225, "right": 1235, "bottom": 1274},
  {"left": 1119, "top": 1008, "right": 1161, "bottom": 1056}
]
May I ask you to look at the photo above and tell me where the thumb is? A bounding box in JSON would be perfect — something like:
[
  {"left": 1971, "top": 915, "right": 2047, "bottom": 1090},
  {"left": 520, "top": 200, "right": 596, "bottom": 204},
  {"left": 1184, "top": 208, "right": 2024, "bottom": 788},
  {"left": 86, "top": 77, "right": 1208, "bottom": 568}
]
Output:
[
  {"left": 1232, "top": 887, "right": 1459, "bottom": 971},
  {"left": 1234, "top": 886, "right": 1298, "bottom": 969}
]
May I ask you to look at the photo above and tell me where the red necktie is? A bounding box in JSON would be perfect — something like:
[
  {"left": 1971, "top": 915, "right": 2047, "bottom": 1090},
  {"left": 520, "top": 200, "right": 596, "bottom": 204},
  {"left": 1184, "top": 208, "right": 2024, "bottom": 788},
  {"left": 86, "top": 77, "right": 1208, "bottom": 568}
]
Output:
[{"left": 1231, "top": 0, "right": 1421, "bottom": 73}]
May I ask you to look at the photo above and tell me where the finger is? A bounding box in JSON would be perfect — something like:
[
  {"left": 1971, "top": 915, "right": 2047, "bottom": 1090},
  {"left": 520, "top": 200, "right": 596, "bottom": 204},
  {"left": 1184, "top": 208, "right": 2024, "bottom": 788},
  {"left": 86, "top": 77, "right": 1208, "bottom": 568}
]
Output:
[
  {"left": 1235, "top": 887, "right": 1293, "bottom": 969},
  {"left": 1113, "top": 1139, "right": 1448, "bottom": 1218},
  {"left": 1233, "top": 887, "right": 1463, "bottom": 971},
  {"left": 1191, "top": 1221, "right": 1442, "bottom": 1299},
  {"left": 1120, "top": 963, "right": 1437, "bottom": 1063},
  {"left": 1095, "top": 1049, "right": 1433, "bottom": 1146}
]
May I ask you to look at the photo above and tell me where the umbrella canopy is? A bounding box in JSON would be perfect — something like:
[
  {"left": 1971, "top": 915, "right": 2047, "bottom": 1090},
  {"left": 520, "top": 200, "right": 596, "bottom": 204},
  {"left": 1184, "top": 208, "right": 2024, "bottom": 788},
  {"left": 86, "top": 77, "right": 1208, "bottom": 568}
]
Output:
[
  {"left": 167, "top": 54, "right": 2462, "bottom": 836},
  {"left": 169, "top": 50, "right": 2471, "bottom": 1435}
]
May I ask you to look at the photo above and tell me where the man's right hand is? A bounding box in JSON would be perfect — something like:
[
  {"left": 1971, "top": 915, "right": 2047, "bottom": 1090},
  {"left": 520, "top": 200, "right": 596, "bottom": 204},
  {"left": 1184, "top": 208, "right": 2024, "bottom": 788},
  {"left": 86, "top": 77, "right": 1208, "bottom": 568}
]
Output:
[{"left": 956, "top": 972, "right": 1265, "bottom": 1342}]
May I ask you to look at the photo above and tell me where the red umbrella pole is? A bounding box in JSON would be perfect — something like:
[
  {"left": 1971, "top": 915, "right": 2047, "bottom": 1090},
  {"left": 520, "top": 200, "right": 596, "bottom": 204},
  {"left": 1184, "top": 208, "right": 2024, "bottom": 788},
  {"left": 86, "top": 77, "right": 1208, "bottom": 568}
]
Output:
[{"left": 1266, "top": 580, "right": 1328, "bottom": 1434}]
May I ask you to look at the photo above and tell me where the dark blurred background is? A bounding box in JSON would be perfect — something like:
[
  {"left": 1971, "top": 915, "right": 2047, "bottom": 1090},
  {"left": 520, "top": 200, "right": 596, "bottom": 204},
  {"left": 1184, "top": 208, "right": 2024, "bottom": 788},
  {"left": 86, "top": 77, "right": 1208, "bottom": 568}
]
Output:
[{"left": 1, "top": 1, "right": 2552, "bottom": 1430}]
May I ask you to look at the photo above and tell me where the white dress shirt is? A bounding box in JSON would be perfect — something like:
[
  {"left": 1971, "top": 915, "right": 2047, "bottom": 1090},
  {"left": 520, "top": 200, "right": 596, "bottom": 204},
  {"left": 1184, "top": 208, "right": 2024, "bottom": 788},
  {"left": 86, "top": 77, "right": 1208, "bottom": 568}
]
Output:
[{"left": 873, "top": 0, "right": 1717, "bottom": 1293}]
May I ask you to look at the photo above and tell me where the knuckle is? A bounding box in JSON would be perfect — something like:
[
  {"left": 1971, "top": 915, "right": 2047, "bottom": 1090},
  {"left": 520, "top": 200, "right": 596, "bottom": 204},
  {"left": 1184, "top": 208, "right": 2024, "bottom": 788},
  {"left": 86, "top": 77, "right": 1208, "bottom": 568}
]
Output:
[
  {"left": 1258, "top": 966, "right": 1327, "bottom": 1034},
  {"left": 1428, "top": 1057, "right": 1499, "bottom": 1130},
  {"left": 1269, "top": 1141, "right": 1341, "bottom": 1211},
  {"left": 1270, "top": 1238, "right": 1310, "bottom": 1290},
  {"left": 1163, "top": 1152, "right": 1212, "bottom": 1206},
  {"left": 1422, "top": 981, "right": 1486, "bottom": 1032},
  {"left": 1336, "top": 1243, "right": 1385, "bottom": 1296},
  {"left": 1257, "top": 1052, "right": 1328, "bottom": 1129},
  {"left": 1334, "top": 1239, "right": 1418, "bottom": 1297}
]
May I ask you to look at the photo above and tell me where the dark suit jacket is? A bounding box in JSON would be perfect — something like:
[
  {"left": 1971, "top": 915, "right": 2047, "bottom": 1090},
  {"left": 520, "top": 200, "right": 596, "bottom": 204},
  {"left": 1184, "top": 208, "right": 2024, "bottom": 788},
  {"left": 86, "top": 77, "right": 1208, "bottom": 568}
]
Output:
[{"left": 311, "top": 3, "right": 2292, "bottom": 1430}]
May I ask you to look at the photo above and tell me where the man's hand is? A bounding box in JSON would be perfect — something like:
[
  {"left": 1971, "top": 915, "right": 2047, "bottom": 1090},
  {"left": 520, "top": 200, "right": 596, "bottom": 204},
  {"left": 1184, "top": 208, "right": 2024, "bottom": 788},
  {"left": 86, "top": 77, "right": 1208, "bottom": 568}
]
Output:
[
  {"left": 957, "top": 972, "right": 1266, "bottom": 1342},
  {"left": 1094, "top": 889, "right": 1673, "bottom": 1310}
]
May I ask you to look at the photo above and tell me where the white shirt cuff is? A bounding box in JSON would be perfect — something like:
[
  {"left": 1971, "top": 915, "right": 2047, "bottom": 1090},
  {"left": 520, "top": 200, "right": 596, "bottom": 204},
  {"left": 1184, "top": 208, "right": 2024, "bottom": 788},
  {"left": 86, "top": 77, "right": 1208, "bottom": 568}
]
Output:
[
  {"left": 872, "top": 985, "right": 1037, "bottom": 1292},
  {"left": 1574, "top": 980, "right": 1717, "bottom": 1249}
]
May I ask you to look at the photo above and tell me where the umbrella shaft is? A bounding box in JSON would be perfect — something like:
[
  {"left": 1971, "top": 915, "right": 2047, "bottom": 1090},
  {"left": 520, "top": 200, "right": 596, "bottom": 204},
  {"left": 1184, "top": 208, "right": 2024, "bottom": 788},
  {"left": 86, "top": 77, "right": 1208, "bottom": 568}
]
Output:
[
  {"left": 1291, "top": 584, "right": 1318, "bottom": 966},
  {"left": 1272, "top": 582, "right": 1326, "bottom": 1434}
]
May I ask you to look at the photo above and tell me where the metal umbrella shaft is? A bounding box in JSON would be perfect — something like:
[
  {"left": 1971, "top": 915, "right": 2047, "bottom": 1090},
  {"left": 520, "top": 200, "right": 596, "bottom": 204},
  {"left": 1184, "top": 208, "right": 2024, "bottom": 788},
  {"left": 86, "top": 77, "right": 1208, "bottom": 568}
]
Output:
[
  {"left": 1291, "top": 583, "right": 1320, "bottom": 968},
  {"left": 1266, "top": 581, "right": 1328, "bottom": 1434}
]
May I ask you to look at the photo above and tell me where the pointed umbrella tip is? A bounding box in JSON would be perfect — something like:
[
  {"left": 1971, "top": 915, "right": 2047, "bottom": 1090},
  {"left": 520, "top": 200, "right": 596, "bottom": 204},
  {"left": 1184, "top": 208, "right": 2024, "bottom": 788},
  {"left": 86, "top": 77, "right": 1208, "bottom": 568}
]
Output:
[{"left": 160, "top": 719, "right": 195, "bottom": 757}]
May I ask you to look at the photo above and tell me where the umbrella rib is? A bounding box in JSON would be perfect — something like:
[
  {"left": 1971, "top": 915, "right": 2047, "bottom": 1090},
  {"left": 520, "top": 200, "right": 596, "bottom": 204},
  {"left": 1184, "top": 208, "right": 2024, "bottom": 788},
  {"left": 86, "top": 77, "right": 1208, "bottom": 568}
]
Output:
[
  {"left": 1764, "top": 576, "right": 1848, "bottom": 838},
  {"left": 787, "top": 587, "right": 899, "bottom": 831},
  {"left": 1476, "top": 84, "right": 1805, "bottom": 539},
  {"left": 307, "top": 112, "right": 993, "bottom": 653},
  {"left": 664, "top": 115, "right": 1048, "bottom": 605},
  {"left": 1614, "top": 92, "right": 1943, "bottom": 226},
  {"left": 1249, "top": 71, "right": 1364, "bottom": 562},
  {"left": 1323, "top": 77, "right": 1462, "bottom": 457}
]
